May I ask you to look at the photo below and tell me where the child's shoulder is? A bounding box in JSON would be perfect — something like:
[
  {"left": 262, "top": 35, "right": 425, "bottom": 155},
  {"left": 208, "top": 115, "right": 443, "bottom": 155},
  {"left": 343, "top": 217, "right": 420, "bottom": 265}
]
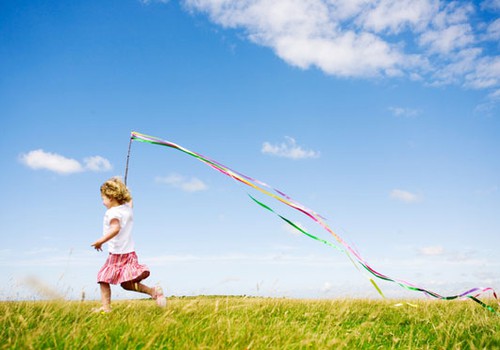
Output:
[
  {"left": 106, "top": 203, "right": 131, "bottom": 214},
  {"left": 119, "top": 203, "right": 133, "bottom": 213}
]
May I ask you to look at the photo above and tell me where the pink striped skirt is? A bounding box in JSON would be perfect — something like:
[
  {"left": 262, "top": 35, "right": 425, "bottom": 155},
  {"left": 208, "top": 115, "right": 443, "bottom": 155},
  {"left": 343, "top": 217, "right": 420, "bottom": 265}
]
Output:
[{"left": 97, "top": 252, "right": 150, "bottom": 285}]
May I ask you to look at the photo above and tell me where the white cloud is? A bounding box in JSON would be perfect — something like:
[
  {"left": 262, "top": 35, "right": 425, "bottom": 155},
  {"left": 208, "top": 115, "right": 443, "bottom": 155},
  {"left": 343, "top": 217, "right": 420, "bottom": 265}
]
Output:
[
  {"left": 358, "top": 0, "right": 437, "bottom": 34},
  {"left": 419, "top": 23, "right": 474, "bottom": 54},
  {"left": 20, "top": 149, "right": 83, "bottom": 174},
  {"left": 481, "top": 0, "right": 500, "bottom": 11},
  {"left": 262, "top": 136, "right": 320, "bottom": 159},
  {"left": 83, "top": 156, "right": 113, "bottom": 172},
  {"left": 184, "top": 0, "right": 500, "bottom": 94},
  {"left": 464, "top": 56, "right": 500, "bottom": 89},
  {"left": 474, "top": 87, "right": 500, "bottom": 114},
  {"left": 389, "top": 106, "right": 421, "bottom": 117},
  {"left": 20, "top": 149, "right": 113, "bottom": 175},
  {"left": 390, "top": 189, "right": 421, "bottom": 203},
  {"left": 156, "top": 173, "right": 208, "bottom": 192},
  {"left": 484, "top": 18, "right": 500, "bottom": 41},
  {"left": 140, "top": 0, "right": 170, "bottom": 4},
  {"left": 488, "top": 89, "right": 500, "bottom": 100},
  {"left": 185, "top": 0, "right": 411, "bottom": 77},
  {"left": 419, "top": 246, "right": 444, "bottom": 256}
]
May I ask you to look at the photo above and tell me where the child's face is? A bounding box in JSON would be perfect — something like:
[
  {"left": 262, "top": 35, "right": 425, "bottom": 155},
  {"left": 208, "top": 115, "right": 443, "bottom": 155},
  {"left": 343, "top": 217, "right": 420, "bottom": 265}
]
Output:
[{"left": 101, "top": 195, "right": 114, "bottom": 209}]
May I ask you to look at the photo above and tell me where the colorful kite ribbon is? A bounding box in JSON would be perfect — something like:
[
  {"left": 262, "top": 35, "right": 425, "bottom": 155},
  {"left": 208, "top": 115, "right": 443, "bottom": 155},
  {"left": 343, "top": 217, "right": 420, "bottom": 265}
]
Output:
[{"left": 129, "top": 131, "right": 499, "bottom": 314}]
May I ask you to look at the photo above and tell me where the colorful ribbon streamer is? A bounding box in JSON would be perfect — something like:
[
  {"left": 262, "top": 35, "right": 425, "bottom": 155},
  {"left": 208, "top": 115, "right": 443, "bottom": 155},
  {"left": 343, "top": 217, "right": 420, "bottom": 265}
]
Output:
[{"left": 130, "top": 131, "right": 499, "bottom": 314}]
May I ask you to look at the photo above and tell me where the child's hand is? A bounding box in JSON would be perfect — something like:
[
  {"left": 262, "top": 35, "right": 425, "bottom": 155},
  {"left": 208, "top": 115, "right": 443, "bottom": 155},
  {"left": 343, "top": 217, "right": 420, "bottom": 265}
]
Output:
[{"left": 91, "top": 240, "right": 103, "bottom": 251}]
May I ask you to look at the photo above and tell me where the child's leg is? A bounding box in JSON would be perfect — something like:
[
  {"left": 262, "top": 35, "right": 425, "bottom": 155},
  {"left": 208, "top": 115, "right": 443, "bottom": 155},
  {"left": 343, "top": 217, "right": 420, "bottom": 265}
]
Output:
[
  {"left": 121, "top": 280, "right": 166, "bottom": 307},
  {"left": 99, "top": 282, "right": 111, "bottom": 311},
  {"left": 120, "top": 281, "right": 153, "bottom": 296}
]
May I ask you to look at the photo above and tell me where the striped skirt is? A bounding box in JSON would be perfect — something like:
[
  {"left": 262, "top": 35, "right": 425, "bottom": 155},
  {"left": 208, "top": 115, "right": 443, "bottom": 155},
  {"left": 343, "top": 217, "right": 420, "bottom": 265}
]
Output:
[{"left": 97, "top": 252, "right": 150, "bottom": 285}]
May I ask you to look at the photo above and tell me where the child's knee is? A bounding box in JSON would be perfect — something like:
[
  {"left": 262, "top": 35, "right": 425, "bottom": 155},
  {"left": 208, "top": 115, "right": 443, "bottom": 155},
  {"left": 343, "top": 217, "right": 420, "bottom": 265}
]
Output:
[
  {"left": 120, "top": 282, "right": 132, "bottom": 290},
  {"left": 121, "top": 281, "right": 138, "bottom": 291}
]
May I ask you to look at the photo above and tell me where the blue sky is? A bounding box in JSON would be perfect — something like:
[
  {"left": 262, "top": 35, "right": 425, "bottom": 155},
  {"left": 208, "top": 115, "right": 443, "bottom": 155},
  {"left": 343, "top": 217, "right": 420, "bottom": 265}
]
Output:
[{"left": 1, "top": 0, "right": 499, "bottom": 301}]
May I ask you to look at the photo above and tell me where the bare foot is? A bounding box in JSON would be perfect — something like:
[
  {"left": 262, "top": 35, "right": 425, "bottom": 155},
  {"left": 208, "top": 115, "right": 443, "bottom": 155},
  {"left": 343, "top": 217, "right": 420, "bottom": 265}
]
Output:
[{"left": 92, "top": 306, "right": 111, "bottom": 313}]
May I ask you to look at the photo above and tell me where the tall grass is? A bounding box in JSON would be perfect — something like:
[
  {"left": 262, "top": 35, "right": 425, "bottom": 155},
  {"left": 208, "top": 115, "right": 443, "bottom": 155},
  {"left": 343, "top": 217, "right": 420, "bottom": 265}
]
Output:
[{"left": 1, "top": 296, "right": 499, "bottom": 349}]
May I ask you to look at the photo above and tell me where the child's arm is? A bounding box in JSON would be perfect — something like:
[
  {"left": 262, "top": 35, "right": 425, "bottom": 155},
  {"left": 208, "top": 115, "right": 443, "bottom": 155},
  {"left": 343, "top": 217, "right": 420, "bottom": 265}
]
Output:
[{"left": 91, "top": 218, "right": 121, "bottom": 251}]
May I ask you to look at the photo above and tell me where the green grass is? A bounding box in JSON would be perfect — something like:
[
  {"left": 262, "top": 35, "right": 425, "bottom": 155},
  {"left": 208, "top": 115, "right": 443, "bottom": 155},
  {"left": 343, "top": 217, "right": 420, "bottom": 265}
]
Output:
[{"left": 1, "top": 296, "right": 499, "bottom": 349}]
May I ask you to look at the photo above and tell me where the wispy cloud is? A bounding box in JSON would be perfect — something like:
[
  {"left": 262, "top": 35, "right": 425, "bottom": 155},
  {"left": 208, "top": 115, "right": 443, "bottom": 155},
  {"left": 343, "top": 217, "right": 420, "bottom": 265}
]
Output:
[
  {"left": 0, "top": 248, "right": 95, "bottom": 267},
  {"left": 490, "top": 89, "right": 500, "bottom": 100},
  {"left": 144, "top": 252, "right": 347, "bottom": 267},
  {"left": 481, "top": 0, "right": 500, "bottom": 11},
  {"left": 156, "top": 173, "right": 208, "bottom": 192},
  {"left": 389, "top": 106, "right": 421, "bottom": 118},
  {"left": 390, "top": 189, "right": 421, "bottom": 203},
  {"left": 474, "top": 87, "right": 500, "bottom": 114},
  {"left": 262, "top": 137, "right": 319, "bottom": 159},
  {"left": 20, "top": 149, "right": 112, "bottom": 174},
  {"left": 416, "top": 246, "right": 487, "bottom": 265},
  {"left": 83, "top": 156, "right": 113, "bottom": 172},
  {"left": 140, "top": 0, "right": 170, "bottom": 4},
  {"left": 419, "top": 246, "right": 444, "bottom": 256},
  {"left": 184, "top": 0, "right": 499, "bottom": 96}
]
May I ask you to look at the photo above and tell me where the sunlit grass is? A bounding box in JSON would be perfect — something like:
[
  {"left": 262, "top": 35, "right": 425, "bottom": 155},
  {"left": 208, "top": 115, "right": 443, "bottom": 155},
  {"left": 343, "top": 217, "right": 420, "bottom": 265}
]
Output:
[{"left": 1, "top": 296, "right": 499, "bottom": 349}]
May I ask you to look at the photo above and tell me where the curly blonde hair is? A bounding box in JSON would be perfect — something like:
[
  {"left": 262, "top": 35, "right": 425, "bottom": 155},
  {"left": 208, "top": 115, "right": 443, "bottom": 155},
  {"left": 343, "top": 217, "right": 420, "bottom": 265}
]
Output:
[{"left": 100, "top": 177, "right": 132, "bottom": 204}]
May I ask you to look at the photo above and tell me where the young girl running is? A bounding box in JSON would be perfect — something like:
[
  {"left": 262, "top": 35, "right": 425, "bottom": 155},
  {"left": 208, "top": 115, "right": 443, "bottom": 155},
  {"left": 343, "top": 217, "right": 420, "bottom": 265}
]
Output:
[{"left": 91, "top": 177, "right": 166, "bottom": 312}]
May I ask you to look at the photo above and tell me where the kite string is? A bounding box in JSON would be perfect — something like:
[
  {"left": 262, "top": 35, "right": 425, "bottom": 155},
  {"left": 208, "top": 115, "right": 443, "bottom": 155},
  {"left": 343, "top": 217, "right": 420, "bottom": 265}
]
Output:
[{"left": 130, "top": 131, "right": 499, "bottom": 313}]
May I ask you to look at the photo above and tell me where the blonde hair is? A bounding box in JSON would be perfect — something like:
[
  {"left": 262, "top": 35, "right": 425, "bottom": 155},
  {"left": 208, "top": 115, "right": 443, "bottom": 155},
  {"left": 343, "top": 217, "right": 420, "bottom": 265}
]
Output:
[{"left": 100, "top": 177, "right": 132, "bottom": 204}]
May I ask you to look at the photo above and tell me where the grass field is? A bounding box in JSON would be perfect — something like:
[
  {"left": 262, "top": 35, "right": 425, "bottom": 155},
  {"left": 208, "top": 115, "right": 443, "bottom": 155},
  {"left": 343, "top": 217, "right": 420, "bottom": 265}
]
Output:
[{"left": 1, "top": 296, "right": 499, "bottom": 349}]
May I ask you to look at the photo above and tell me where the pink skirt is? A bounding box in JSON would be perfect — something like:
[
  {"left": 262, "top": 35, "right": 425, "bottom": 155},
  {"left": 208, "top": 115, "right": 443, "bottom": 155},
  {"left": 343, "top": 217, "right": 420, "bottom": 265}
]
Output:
[{"left": 97, "top": 252, "right": 150, "bottom": 285}]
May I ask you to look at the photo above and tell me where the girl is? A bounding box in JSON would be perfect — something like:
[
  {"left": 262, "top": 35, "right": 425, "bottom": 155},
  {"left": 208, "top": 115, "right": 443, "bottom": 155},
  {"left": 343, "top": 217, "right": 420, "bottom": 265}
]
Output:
[{"left": 91, "top": 177, "right": 166, "bottom": 312}]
